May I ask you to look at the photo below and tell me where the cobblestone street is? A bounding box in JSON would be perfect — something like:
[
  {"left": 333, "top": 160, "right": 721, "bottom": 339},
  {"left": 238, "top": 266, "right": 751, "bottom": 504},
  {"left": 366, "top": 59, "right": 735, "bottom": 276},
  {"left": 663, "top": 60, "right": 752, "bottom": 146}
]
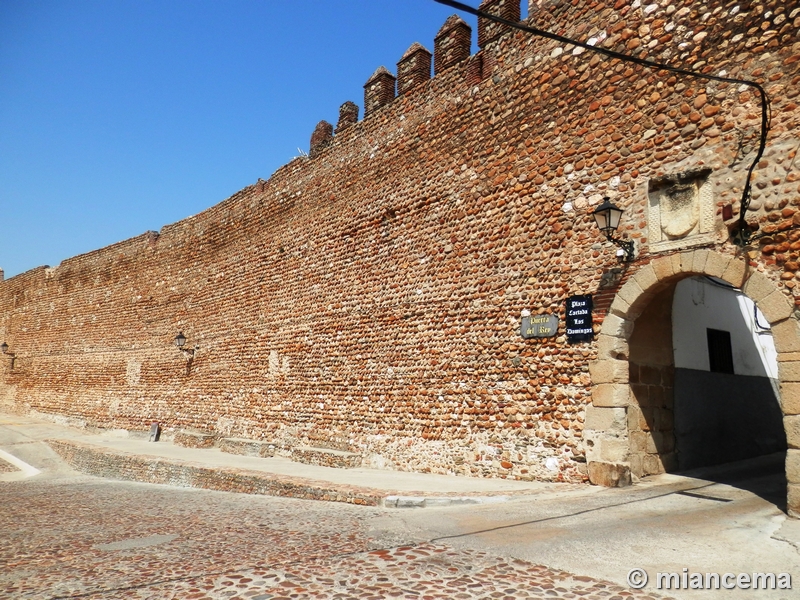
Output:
[{"left": 1, "top": 475, "right": 668, "bottom": 600}]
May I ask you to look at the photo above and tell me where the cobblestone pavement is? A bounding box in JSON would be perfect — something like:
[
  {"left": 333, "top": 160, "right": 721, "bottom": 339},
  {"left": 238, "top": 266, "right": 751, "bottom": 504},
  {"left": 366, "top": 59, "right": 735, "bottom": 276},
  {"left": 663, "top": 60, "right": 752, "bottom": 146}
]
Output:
[{"left": 0, "top": 474, "right": 671, "bottom": 600}]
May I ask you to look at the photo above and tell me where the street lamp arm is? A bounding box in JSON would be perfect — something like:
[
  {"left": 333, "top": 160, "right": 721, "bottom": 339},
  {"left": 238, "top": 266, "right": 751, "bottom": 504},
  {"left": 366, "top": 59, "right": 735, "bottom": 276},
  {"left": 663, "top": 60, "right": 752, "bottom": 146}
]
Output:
[
  {"left": 433, "top": 0, "right": 770, "bottom": 246},
  {"left": 608, "top": 235, "right": 635, "bottom": 263}
]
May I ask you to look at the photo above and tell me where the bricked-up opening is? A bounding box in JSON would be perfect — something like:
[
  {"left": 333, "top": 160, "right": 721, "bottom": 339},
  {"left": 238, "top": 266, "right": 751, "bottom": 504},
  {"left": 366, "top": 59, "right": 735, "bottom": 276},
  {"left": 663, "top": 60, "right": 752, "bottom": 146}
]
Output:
[
  {"left": 587, "top": 251, "right": 797, "bottom": 517},
  {"left": 433, "top": 15, "right": 472, "bottom": 75},
  {"left": 478, "top": 0, "right": 521, "bottom": 49},
  {"left": 707, "top": 328, "right": 734, "bottom": 374}
]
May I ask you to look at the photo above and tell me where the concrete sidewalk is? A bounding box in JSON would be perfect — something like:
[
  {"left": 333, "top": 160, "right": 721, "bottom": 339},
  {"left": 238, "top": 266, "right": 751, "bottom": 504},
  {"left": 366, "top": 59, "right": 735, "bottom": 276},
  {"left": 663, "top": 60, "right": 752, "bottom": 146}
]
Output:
[{"left": 0, "top": 412, "right": 595, "bottom": 507}]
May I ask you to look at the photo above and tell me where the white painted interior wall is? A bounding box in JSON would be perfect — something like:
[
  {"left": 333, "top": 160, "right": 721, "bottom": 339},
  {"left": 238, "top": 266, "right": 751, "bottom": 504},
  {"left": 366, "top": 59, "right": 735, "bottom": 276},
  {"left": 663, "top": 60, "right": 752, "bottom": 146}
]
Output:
[{"left": 672, "top": 276, "right": 778, "bottom": 379}]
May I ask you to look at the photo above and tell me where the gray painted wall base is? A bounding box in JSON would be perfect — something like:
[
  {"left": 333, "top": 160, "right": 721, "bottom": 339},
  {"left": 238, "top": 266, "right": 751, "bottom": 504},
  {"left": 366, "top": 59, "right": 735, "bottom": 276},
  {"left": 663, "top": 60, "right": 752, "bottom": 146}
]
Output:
[{"left": 674, "top": 368, "right": 786, "bottom": 471}]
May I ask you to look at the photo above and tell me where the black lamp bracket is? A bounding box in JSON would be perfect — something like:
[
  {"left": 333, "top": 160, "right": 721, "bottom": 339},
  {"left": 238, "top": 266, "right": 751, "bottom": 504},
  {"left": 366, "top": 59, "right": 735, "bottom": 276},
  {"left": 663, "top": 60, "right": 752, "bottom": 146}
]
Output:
[{"left": 606, "top": 234, "right": 635, "bottom": 262}]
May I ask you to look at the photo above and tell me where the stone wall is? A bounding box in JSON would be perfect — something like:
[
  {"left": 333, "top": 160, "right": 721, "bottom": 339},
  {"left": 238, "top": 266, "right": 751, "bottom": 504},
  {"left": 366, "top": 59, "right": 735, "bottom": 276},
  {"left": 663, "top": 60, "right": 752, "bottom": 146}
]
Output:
[
  {"left": 626, "top": 285, "right": 676, "bottom": 477},
  {"left": 1, "top": 0, "right": 799, "bottom": 482}
]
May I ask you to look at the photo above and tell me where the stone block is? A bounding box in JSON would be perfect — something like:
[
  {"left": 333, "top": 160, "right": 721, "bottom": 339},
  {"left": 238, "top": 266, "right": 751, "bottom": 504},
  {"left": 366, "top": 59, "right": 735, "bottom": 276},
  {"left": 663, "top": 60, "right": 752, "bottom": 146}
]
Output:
[
  {"left": 789, "top": 484, "right": 800, "bottom": 519},
  {"left": 630, "top": 383, "right": 650, "bottom": 408},
  {"left": 629, "top": 453, "right": 644, "bottom": 478},
  {"left": 638, "top": 406, "right": 654, "bottom": 431},
  {"left": 779, "top": 361, "right": 800, "bottom": 382},
  {"left": 781, "top": 382, "right": 800, "bottom": 415},
  {"left": 584, "top": 406, "right": 627, "bottom": 432},
  {"left": 650, "top": 256, "right": 675, "bottom": 282},
  {"left": 773, "top": 319, "right": 800, "bottom": 354},
  {"left": 758, "top": 290, "right": 794, "bottom": 324},
  {"left": 596, "top": 334, "right": 629, "bottom": 360},
  {"left": 785, "top": 415, "right": 800, "bottom": 449},
  {"left": 630, "top": 430, "right": 647, "bottom": 452},
  {"left": 661, "top": 452, "right": 678, "bottom": 473},
  {"left": 649, "top": 385, "right": 670, "bottom": 409},
  {"left": 721, "top": 257, "right": 747, "bottom": 288},
  {"left": 617, "top": 278, "right": 644, "bottom": 308},
  {"left": 608, "top": 294, "right": 631, "bottom": 318},
  {"left": 655, "top": 407, "right": 674, "bottom": 432},
  {"left": 583, "top": 432, "right": 604, "bottom": 463},
  {"left": 742, "top": 271, "right": 775, "bottom": 303},
  {"left": 643, "top": 453, "right": 666, "bottom": 475},
  {"left": 703, "top": 251, "right": 731, "bottom": 278},
  {"left": 639, "top": 365, "right": 662, "bottom": 385},
  {"left": 634, "top": 264, "right": 658, "bottom": 293},
  {"left": 589, "top": 359, "right": 629, "bottom": 384},
  {"left": 596, "top": 437, "right": 630, "bottom": 462},
  {"left": 627, "top": 404, "right": 643, "bottom": 431},
  {"left": 679, "top": 251, "right": 696, "bottom": 273},
  {"left": 662, "top": 386, "right": 674, "bottom": 409},
  {"left": 588, "top": 461, "right": 631, "bottom": 487},
  {"left": 592, "top": 384, "right": 630, "bottom": 407},
  {"left": 787, "top": 450, "right": 800, "bottom": 484},
  {"left": 627, "top": 402, "right": 642, "bottom": 431},
  {"left": 647, "top": 430, "right": 674, "bottom": 453},
  {"left": 600, "top": 314, "right": 634, "bottom": 338},
  {"left": 670, "top": 252, "right": 683, "bottom": 275},
  {"left": 692, "top": 248, "right": 710, "bottom": 274}
]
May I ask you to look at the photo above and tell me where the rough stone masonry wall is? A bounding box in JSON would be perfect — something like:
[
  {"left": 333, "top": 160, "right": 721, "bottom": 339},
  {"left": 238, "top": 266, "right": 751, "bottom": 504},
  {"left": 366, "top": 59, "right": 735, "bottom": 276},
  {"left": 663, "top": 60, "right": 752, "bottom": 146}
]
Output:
[{"left": 1, "top": 0, "right": 799, "bottom": 482}]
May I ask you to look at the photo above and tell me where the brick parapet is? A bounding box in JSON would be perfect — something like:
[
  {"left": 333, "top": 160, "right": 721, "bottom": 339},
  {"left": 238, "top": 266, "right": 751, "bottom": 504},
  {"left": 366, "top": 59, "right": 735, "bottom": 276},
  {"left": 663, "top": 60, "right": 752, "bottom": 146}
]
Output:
[
  {"left": 336, "top": 101, "right": 359, "bottom": 133},
  {"left": 309, "top": 121, "right": 334, "bottom": 157},
  {"left": 478, "top": 0, "right": 521, "bottom": 49},
  {"left": 397, "top": 43, "right": 432, "bottom": 95},
  {"left": 364, "top": 67, "right": 397, "bottom": 117},
  {"left": 434, "top": 15, "right": 472, "bottom": 75}
]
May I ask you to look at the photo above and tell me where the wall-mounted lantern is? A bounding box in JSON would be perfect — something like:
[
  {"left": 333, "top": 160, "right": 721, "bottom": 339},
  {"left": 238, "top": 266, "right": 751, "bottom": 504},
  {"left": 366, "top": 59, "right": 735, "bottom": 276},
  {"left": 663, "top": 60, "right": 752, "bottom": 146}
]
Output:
[
  {"left": 1, "top": 342, "right": 16, "bottom": 370},
  {"left": 592, "top": 197, "right": 635, "bottom": 262},
  {"left": 174, "top": 332, "right": 198, "bottom": 375},
  {"left": 174, "top": 332, "right": 189, "bottom": 352}
]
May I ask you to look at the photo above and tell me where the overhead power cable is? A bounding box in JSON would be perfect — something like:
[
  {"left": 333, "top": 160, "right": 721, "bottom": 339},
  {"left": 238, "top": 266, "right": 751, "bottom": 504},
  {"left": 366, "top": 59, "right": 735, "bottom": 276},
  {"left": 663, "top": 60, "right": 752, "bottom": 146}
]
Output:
[{"left": 433, "top": 0, "right": 771, "bottom": 247}]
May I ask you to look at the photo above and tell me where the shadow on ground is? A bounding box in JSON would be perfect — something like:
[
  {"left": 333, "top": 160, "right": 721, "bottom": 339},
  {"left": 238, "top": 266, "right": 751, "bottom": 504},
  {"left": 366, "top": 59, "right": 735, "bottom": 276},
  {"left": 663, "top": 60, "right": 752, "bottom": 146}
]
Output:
[{"left": 676, "top": 451, "right": 787, "bottom": 513}]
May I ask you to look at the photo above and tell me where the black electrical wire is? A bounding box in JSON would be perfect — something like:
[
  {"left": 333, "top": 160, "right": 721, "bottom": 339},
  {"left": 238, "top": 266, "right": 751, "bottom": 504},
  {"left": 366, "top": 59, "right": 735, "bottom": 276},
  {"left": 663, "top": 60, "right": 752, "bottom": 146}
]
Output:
[
  {"left": 433, "top": 0, "right": 771, "bottom": 246},
  {"left": 754, "top": 302, "right": 770, "bottom": 332},
  {"left": 701, "top": 276, "right": 771, "bottom": 332}
]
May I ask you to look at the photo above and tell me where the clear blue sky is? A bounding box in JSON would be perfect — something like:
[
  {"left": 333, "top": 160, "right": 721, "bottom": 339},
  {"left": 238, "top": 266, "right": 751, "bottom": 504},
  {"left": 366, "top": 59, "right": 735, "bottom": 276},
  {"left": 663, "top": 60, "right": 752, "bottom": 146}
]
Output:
[{"left": 1, "top": 1, "right": 529, "bottom": 279}]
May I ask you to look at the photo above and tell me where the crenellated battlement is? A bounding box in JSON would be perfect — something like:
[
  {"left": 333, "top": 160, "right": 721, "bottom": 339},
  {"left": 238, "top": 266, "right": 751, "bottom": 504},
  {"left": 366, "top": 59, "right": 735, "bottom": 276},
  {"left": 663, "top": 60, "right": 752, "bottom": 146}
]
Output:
[
  {"left": 307, "top": 0, "right": 799, "bottom": 158},
  {"left": 397, "top": 42, "right": 433, "bottom": 96},
  {"left": 310, "top": 0, "right": 526, "bottom": 155},
  {"left": 434, "top": 14, "right": 472, "bottom": 74},
  {"left": 477, "top": 0, "right": 520, "bottom": 48},
  {"left": 363, "top": 66, "right": 397, "bottom": 117}
]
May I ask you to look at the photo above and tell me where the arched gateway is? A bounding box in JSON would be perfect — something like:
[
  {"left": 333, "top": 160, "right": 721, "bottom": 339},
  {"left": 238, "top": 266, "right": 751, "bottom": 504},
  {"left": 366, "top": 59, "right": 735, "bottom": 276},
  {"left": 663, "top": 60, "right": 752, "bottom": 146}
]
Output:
[{"left": 585, "top": 249, "right": 800, "bottom": 518}]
